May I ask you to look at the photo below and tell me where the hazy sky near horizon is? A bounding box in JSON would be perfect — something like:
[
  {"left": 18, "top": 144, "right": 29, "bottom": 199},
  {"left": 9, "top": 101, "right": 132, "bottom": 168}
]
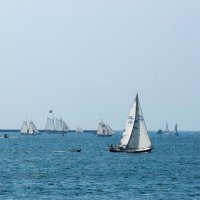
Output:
[{"left": 0, "top": 0, "right": 200, "bottom": 130}]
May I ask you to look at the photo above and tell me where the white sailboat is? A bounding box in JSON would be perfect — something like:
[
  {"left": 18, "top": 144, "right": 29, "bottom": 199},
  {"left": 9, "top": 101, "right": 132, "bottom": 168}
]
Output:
[
  {"left": 55, "top": 118, "right": 70, "bottom": 132},
  {"left": 109, "top": 94, "right": 153, "bottom": 153},
  {"left": 76, "top": 126, "right": 84, "bottom": 133},
  {"left": 165, "top": 122, "right": 170, "bottom": 135},
  {"left": 97, "top": 120, "right": 113, "bottom": 136},
  {"left": 173, "top": 123, "right": 179, "bottom": 136},
  {"left": 45, "top": 116, "right": 70, "bottom": 133},
  {"left": 20, "top": 120, "right": 39, "bottom": 135}
]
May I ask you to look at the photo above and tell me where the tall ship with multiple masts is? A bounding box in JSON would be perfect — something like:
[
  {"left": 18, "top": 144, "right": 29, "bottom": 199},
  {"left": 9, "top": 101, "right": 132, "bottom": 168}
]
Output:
[
  {"left": 108, "top": 94, "right": 153, "bottom": 153},
  {"left": 45, "top": 110, "right": 70, "bottom": 133},
  {"left": 97, "top": 120, "right": 113, "bottom": 136},
  {"left": 20, "top": 120, "right": 40, "bottom": 135}
]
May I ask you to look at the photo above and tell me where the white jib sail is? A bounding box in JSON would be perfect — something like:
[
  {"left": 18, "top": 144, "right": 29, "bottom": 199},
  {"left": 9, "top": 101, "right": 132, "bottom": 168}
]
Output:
[
  {"left": 127, "top": 95, "right": 151, "bottom": 150},
  {"left": 119, "top": 98, "right": 137, "bottom": 147},
  {"left": 45, "top": 118, "right": 55, "bottom": 131}
]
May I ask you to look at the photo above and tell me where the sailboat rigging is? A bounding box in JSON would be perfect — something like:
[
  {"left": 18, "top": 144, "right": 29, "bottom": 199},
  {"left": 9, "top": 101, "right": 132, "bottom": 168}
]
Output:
[{"left": 108, "top": 94, "right": 153, "bottom": 153}]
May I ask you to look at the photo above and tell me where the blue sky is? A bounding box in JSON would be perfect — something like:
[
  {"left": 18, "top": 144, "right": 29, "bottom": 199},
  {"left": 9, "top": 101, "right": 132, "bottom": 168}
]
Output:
[{"left": 0, "top": 0, "right": 200, "bottom": 130}]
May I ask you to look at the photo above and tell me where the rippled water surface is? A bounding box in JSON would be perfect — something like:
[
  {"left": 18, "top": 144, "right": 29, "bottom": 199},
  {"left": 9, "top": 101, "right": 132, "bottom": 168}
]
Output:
[{"left": 0, "top": 131, "right": 200, "bottom": 199}]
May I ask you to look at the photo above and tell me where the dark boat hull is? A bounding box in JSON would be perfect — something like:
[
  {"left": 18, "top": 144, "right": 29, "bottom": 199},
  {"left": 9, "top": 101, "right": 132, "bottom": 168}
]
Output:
[
  {"left": 109, "top": 147, "right": 126, "bottom": 152},
  {"left": 109, "top": 146, "right": 153, "bottom": 153},
  {"left": 126, "top": 147, "right": 153, "bottom": 153}
]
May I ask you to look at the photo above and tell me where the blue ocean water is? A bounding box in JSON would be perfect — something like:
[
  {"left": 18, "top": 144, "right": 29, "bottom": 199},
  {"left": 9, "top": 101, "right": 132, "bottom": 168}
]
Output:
[{"left": 0, "top": 131, "right": 200, "bottom": 200}]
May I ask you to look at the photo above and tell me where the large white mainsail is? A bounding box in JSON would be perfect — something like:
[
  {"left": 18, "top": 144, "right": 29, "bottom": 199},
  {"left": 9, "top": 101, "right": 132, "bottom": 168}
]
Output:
[
  {"left": 119, "top": 99, "right": 136, "bottom": 148},
  {"left": 45, "top": 118, "right": 55, "bottom": 131}
]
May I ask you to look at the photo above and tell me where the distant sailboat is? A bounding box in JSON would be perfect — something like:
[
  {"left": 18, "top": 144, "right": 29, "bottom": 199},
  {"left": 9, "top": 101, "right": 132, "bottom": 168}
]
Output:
[
  {"left": 45, "top": 110, "right": 70, "bottom": 133},
  {"left": 108, "top": 94, "right": 153, "bottom": 153},
  {"left": 20, "top": 120, "right": 39, "bottom": 135},
  {"left": 97, "top": 120, "right": 113, "bottom": 136},
  {"left": 76, "top": 126, "right": 84, "bottom": 133},
  {"left": 55, "top": 118, "right": 70, "bottom": 132},
  {"left": 45, "top": 118, "right": 70, "bottom": 133},
  {"left": 173, "top": 123, "right": 179, "bottom": 136},
  {"left": 165, "top": 122, "right": 170, "bottom": 135}
]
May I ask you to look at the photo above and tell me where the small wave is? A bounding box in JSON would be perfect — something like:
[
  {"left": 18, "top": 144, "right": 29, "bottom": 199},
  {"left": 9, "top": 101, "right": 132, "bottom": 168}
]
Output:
[{"left": 53, "top": 150, "right": 66, "bottom": 153}]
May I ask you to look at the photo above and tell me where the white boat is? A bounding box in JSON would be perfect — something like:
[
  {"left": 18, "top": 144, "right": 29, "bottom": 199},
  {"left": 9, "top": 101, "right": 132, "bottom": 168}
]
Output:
[
  {"left": 164, "top": 122, "right": 170, "bottom": 135},
  {"left": 55, "top": 118, "right": 70, "bottom": 132},
  {"left": 45, "top": 117, "right": 70, "bottom": 133},
  {"left": 20, "top": 120, "right": 40, "bottom": 135},
  {"left": 173, "top": 123, "right": 179, "bottom": 136},
  {"left": 97, "top": 120, "right": 113, "bottom": 136},
  {"left": 108, "top": 94, "right": 153, "bottom": 153},
  {"left": 76, "top": 126, "right": 84, "bottom": 133}
]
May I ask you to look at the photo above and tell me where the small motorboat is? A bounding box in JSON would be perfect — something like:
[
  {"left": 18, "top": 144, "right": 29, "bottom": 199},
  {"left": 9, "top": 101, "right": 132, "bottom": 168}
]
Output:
[
  {"left": 71, "top": 148, "right": 82, "bottom": 152},
  {"left": 3, "top": 134, "right": 9, "bottom": 138}
]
